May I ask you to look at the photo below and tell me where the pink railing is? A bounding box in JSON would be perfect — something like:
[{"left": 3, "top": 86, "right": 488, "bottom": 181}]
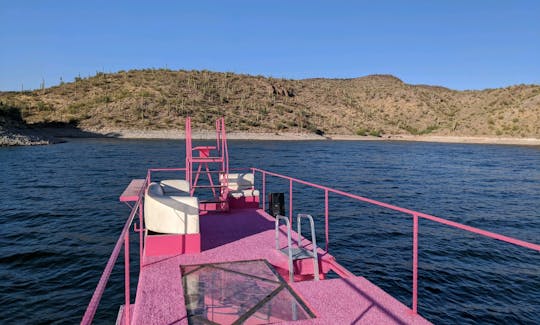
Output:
[
  {"left": 82, "top": 168, "right": 188, "bottom": 325},
  {"left": 251, "top": 168, "right": 540, "bottom": 315},
  {"left": 81, "top": 178, "right": 147, "bottom": 325}
]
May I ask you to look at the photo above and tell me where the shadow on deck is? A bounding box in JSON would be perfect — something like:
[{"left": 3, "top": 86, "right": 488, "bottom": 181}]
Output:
[{"left": 200, "top": 208, "right": 275, "bottom": 251}]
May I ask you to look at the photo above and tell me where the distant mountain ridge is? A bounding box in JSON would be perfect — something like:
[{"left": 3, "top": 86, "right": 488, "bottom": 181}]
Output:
[{"left": 1, "top": 69, "right": 539, "bottom": 137}]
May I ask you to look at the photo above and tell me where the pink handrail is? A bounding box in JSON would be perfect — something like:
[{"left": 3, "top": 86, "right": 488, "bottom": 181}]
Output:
[
  {"left": 252, "top": 167, "right": 540, "bottom": 315},
  {"left": 147, "top": 168, "right": 186, "bottom": 172},
  {"left": 252, "top": 168, "right": 540, "bottom": 251},
  {"left": 81, "top": 178, "right": 147, "bottom": 325}
]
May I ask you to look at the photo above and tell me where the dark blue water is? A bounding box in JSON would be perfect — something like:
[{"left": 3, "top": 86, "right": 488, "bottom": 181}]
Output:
[{"left": 1, "top": 139, "right": 538, "bottom": 324}]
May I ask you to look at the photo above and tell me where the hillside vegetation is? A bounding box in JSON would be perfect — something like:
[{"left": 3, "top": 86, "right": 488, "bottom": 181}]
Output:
[{"left": 1, "top": 69, "right": 539, "bottom": 137}]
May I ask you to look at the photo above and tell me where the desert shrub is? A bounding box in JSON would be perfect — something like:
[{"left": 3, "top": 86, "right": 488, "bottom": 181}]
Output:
[
  {"left": 369, "top": 129, "right": 382, "bottom": 137},
  {"left": 356, "top": 128, "right": 368, "bottom": 136}
]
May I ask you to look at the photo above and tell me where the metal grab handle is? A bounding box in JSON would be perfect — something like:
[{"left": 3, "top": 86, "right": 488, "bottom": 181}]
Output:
[
  {"left": 297, "top": 214, "right": 320, "bottom": 281},
  {"left": 275, "top": 214, "right": 294, "bottom": 282}
]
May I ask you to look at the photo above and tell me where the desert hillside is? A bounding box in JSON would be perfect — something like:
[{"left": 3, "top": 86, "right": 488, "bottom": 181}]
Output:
[{"left": 1, "top": 69, "right": 539, "bottom": 137}]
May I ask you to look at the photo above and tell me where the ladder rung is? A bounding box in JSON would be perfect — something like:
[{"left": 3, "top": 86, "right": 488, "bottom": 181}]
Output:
[
  {"left": 280, "top": 247, "right": 314, "bottom": 260},
  {"left": 190, "top": 157, "right": 223, "bottom": 162}
]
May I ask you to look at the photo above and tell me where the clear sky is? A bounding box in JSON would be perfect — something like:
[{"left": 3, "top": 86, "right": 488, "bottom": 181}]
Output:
[{"left": 1, "top": 1, "right": 539, "bottom": 91}]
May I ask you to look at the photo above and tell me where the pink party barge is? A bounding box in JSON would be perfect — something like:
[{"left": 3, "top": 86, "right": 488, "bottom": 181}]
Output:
[{"left": 82, "top": 118, "right": 540, "bottom": 324}]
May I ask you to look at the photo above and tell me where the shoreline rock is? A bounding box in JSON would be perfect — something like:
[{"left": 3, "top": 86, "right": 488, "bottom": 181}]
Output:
[{"left": 0, "top": 128, "right": 51, "bottom": 146}]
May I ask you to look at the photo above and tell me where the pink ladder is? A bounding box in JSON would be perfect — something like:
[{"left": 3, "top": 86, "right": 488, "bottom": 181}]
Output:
[{"left": 185, "top": 117, "right": 230, "bottom": 211}]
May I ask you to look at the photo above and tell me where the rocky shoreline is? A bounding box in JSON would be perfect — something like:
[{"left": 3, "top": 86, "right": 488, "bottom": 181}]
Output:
[
  {"left": 0, "top": 126, "right": 53, "bottom": 146},
  {"left": 0, "top": 114, "right": 53, "bottom": 146}
]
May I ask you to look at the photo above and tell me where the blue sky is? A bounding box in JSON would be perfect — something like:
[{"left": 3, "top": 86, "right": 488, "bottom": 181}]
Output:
[{"left": 1, "top": 1, "right": 539, "bottom": 91}]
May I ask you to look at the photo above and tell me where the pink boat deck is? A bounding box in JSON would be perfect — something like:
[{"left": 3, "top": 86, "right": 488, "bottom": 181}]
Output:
[{"left": 128, "top": 208, "right": 430, "bottom": 324}]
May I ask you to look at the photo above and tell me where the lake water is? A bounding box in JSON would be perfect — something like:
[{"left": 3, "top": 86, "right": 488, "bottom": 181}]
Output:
[{"left": 0, "top": 139, "right": 538, "bottom": 324}]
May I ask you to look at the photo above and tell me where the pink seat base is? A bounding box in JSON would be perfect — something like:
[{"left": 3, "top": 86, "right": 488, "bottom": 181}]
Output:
[{"left": 144, "top": 233, "right": 201, "bottom": 256}]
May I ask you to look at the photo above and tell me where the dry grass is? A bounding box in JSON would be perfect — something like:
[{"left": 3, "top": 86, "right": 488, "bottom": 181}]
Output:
[{"left": 1, "top": 69, "right": 539, "bottom": 137}]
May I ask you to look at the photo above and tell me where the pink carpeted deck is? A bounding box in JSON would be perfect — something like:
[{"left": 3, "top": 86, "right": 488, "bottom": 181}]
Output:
[{"left": 130, "top": 208, "right": 430, "bottom": 324}]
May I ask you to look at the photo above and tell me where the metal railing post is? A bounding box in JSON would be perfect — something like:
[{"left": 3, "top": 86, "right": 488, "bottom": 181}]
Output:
[
  {"left": 138, "top": 203, "right": 143, "bottom": 272},
  {"left": 289, "top": 179, "right": 293, "bottom": 223},
  {"left": 412, "top": 213, "right": 418, "bottom": 314},
  {"left": 262, "top": 172, "right": 266, "bottom": 210},
  {"left": 325, "top": 189, "right": 329, "bottom": 252},
  {"left": 124, "top": 230, "right": 130, "bottom": 324}
]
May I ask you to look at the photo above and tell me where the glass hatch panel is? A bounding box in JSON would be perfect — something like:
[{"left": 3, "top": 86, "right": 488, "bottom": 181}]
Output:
[{"left": 181, "top": 260, "right": 314, "bottom": 324}]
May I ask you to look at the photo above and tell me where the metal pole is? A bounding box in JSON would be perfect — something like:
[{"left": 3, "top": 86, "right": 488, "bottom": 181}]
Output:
[
  {"left": 124, "top": 231, "right": 130, "bottom": 324},
  {"left": 139, "top": 203, "right": 143, "bottom": 272},
  {"left": 289, "top": 179, "right": 293, "bottom": 223},
  {"left": 412, "top": 213, "right": 418, "bottom": 314},
  {"left": 325, "top": 189, "right": 329, "bottom": 252},
  {"left": 262, "top": 172, "right": 266, "bottom": 210}
]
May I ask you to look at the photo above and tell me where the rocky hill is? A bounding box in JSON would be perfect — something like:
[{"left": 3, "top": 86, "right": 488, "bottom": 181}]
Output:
[{"left": 1, "top": 69, "right": 539, "bottom": 138}]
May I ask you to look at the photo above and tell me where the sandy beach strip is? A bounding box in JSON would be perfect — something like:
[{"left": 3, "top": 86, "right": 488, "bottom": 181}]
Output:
[
  {"left": 45, "top": 127, "right": 540, "bottom": 146},
  {"left": 116, "top": 130, "right": 327, "bottom": 141},
  {"left": 113, "top": 130, "right": 540, "bottom": 146}
]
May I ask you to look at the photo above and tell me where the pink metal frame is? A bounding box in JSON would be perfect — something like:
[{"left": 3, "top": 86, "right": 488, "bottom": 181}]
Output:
[{"left": 251, "top": 167, "right": 540, "bottom": 315}]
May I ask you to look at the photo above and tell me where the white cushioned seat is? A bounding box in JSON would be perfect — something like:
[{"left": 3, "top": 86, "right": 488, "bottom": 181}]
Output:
[
  {"left": 160, "top": 179, "right": 190, "bottom": 195},
  {"left": 229, "top": 189, "right": 260, "bottom": 198},
  {"left": 220, "top": 173, "right": 259, "bottom": 197},
  {"left": 144, "top": 182, "right": 199, "bottom": 234}
]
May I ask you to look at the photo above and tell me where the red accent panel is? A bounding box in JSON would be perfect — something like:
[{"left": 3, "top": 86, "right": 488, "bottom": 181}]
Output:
[
  {"left": 199, "top": 201, "right": 229, "bottom": 212},
  {"left": 144, "top": 233, "right": 201, "bottom": 256}
]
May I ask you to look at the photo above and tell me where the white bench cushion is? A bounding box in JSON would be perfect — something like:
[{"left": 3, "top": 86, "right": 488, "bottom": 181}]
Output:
[
  {"left": 220, "top": 173, "right": 260, "bottom": 202},
  {"left": 144, "top": 182, "right": 199, "bottom": 234},
  {"left": 221, "top": 173, "right": 254, "bottom": 191},
  {"left": 229, "top": 189, "right": 260, "bottom": 198},
  {"left": 160, "top": 179, "right": 190, "bottom": 195}
]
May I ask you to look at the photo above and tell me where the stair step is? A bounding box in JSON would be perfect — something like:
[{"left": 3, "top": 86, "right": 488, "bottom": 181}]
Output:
[{"left": 280, "top": 247, "right": 315, "bottom": 260}]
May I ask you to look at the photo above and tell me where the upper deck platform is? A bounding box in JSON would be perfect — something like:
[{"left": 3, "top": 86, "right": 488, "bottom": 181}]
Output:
[{"left": 129, "top": 207, "right": 430, "bottom": 324}]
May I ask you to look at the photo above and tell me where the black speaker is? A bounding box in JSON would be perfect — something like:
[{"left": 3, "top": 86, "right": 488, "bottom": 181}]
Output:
[{"left": 268, "top": 193, "right": 285, "bottom": 217}]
